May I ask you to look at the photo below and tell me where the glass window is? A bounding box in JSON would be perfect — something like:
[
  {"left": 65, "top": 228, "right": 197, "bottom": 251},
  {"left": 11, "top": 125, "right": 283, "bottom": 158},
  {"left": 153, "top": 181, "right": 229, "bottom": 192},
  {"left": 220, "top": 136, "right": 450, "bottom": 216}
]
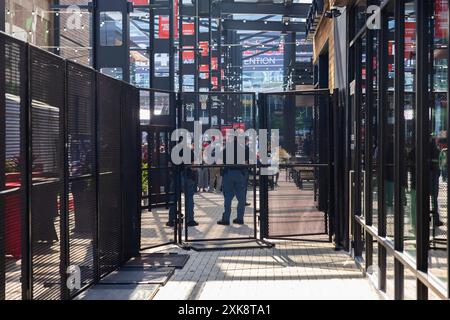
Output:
[
  {"left": 360, "top": 35, "right": 367, "bottom": 219},
  {"left": 384, "top": 4, "right": 395, "bottom": 240},
  {"left": 140, "top": 90, "right": 150, "bottom": 125},
  {"left": 353, "top": 0, "right": 368, "bottom": 36},
  {"left": 141, "top": 131, "right": 148, "bottom": 202},
  {"left": 155, "top": 53, "right": 170, "bottom": 77},
  {"left": 370, "top": 28, "right": 379, "bottom": 229},
  {"left": 183, "top": 74, "right": 195, "bottom": 92},
  {"left": 130, "top": 50, "right": 150, "bottom": 88},
  {"left": 100, "top": 67, "right": 123, "bottom": 80},
  {"left": 154, "top": 92, "right": 170, "bottom": 116},
  {"left": 100, "top": 12, "right": 123, "bottom": 47},
  {"left": 403, "top": 0, "right": 417, "bottom": 259},
  {"left": 428, "top": 0, "right": 448, "bottom": 289}
]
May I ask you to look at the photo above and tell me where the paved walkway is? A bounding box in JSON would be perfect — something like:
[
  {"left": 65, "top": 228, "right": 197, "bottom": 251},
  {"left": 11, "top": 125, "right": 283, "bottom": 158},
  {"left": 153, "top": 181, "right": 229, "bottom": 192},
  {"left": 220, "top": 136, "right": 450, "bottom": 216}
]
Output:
[{"left": 151, "top": 236, "right": 383, "bottom": 300}]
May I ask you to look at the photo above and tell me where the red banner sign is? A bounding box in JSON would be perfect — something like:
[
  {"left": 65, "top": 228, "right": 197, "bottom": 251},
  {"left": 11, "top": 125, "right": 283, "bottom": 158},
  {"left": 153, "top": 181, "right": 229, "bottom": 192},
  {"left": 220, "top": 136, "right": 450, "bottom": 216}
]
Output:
[
  {"left": 183, "top": 22, "right": 195, "bottom": 36},
  {"left": 212, "top": 76, "right": 218, "bottom": 88},
  {"left": 211, "top": 57, "right": 218, "bottom": 70},
  {"left": 199, "top": 41, "right": 209, "bottom": 57},
  {"left": 435, "top": 0, "right": 449, "bottom": 39},
  {"left": 157, "top": 0, "right": 179, "bottom": 39},
  {"left": 132, "top": 0, "right": 148, "bottom": 5},
  {"left": 182, "top": 46, "right": 195, "bottom": 62}
]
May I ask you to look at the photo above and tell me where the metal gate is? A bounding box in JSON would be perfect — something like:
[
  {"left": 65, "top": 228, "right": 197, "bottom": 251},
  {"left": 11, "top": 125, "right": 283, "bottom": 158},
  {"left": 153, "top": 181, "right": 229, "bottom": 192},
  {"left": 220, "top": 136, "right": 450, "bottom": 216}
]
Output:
[
  {"left": 139, "top": 89, "right": 177, "bottom": 249},
  {"left": 179, "top": 92, "right": 259, "bottom": 243},
  {"left": 259, "top": 90, "right": 334, "bottom": 240}
]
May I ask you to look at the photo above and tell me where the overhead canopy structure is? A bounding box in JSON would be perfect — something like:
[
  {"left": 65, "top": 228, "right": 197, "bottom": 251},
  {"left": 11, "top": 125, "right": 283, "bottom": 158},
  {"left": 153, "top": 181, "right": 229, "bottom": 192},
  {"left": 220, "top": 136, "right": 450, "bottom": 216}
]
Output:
[{"left": 46, "top": 0, "right": 313, "bottom": 91}]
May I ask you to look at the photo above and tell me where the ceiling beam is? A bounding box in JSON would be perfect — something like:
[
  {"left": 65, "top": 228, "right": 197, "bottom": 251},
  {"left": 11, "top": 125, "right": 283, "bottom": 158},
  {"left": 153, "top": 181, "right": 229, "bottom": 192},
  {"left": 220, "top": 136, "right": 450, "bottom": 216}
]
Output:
[
  {"left": 239, "top": 32, "right": 268, "bottom": 41},
  {"left": 243, "top": 46, "right": 280, "bottom": 61},
  {"left": 220, "top": 2, "right": 310, "bottom": 17},
  {"left": 241, "top": 36, "right": 280, "bottom": 52},
  {"left": 222, "top": 20, "right": 305, "bottom": 33}
]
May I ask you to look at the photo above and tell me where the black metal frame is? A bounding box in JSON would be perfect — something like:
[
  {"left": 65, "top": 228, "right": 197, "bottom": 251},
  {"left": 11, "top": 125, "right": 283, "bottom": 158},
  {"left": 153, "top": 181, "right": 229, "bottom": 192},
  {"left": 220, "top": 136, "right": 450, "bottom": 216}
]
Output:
[
  {"left": 92, "top": 0, "right": 132, "bottom": 82},
  {"left": 138, "top": 88, "right": 178, "bottom": 250},
  {"left": 178, "top": 91, "right": 259, "bottom": 244},
  {"left": 258, "top": 89, "right": 334, "bottom": 241},
  {"left": 0, "top": 1, "right": 4, "bottom": 32},
  {"left": 348, "top": 0, "right": 450, "bottom": 300},
  {"left": 0, "top": 29, "right": 5, "bottom": 301}
]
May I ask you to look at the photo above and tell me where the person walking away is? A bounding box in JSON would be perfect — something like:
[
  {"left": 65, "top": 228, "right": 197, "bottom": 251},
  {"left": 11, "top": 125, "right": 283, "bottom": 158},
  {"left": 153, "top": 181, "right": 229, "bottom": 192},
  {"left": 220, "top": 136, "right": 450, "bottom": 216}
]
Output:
[
  {"left": 167, "top": 144, "right": 199, "bottom": 227},
  {"left": 217, "top": 136, "right": 250, "bottom": 226},
  {"left": 430, "top": 137, "right": 444, "bottom": 227}
]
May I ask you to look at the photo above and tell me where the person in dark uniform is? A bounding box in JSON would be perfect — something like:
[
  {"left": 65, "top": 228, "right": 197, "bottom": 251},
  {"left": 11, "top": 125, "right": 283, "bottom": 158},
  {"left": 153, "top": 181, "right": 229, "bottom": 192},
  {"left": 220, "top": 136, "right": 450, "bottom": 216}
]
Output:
[
  {"left": 217, "top": 136, "right": 250, "bottom": 226},
  {"left": 430, "top": 136, "right": 444, "bottom": 227},
  {"left": 72, "top": 147, "right": 95, "bottom": 234},
  {"left": 167, "top": 143, "right": 198, "bottom": 227},
  {"left": 303, "top": 133, "right": 313, "bottom": 162}
]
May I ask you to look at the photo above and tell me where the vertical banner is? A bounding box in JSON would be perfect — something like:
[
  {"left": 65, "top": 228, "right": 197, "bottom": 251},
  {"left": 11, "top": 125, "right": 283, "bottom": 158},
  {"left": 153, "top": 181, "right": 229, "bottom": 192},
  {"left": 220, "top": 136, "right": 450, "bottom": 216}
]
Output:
[
  {"left": 158, "top": 16, "right": 170, "bottom": 39},
  {"left": 199, "top": 41, "right": 209, "bottom": 57},
  {"left": 183, "top": 22, "right": 195, "bottom": 36},
  {"left": 435, "top": 0, "right": 449, "bottom": 39},
  {"left": 157, "top": 0, "right": 179, "bottom": 39},
  {"left": 211, "top": 57, "right": 218, "bottom": 70}
]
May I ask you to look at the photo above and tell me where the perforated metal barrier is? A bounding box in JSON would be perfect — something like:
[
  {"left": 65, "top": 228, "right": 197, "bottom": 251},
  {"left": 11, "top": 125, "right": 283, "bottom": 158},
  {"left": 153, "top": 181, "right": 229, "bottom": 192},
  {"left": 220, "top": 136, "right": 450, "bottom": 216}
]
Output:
[
  {"left": 67, "top": 62, "right": 97, "bottom": 297},
  {"left": 0, "top": 32, "right": 140, "bottom": 300},
  {"left": 1, "top": 35, "right": 27, "bottom": 301},
  {"left": 259, "top": 90, "right": 332, "bottom": 240}
]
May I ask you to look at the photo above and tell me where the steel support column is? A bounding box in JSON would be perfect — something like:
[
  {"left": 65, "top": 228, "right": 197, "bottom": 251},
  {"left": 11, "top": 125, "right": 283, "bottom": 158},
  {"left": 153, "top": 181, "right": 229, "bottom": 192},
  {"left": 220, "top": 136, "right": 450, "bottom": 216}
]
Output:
[
  {"left": 377, "top": 9, "right": 389, "bottom": 292},
  {"left": 92, "top": 0, "right": 131, "bottom": 82},
  {"left": 284, "top": 32, "right": 296, "bottom": 91},
  {"left": 353, "top": 35, "right": 363, "bottom": 258},
  {"left": 0, "top": 1, "right": 5, "bottom": 32},
  {"left": 394, "top": 0, "right": 405, "bottom": 301},
  {"left": 53, "top": 0, "right": 61, "bottom": 55},
  {"left": 415, "top": 0, "right": 431, "bottom": 300},
  {"left": 0, "top": 29, "right": 5, "bottom": 301}
]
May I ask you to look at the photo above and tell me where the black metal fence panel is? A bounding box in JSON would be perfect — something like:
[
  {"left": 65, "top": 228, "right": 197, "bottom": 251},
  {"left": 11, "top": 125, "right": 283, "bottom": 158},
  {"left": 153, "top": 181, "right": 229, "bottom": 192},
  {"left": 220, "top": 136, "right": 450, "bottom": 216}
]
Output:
[
  {"left": 0, "top": 32, "right": 141, "bottom": 300},
  {"left": 29, "top": 47, "right": 66, "bottom": 300},
  {"left": 66, "top": 62, "right": 97, "bottom": 297},
  {"left": 1, "top": 34, "right": 28, "bottom": 301},
  {"left": 121, "top": 84, "right": 140, "bottom": 260},
  {"left": 97, "top": 74, "right": 123, "bottom": 277},
  {"left": 0, "top": 29, "right": 5, "bottom": 302}
]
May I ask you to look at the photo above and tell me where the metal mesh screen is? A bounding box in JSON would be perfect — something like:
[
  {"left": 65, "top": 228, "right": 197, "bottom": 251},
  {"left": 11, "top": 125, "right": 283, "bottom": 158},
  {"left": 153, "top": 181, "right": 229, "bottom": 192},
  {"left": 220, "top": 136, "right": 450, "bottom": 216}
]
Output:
[
  {"left": 0, "top": 32, "right": 143, "bottom": 300},
  {"left": 1, "top": 36, "right": 27, "bottom": 301},
  {"left": 0, "top": 29, "right": 5, "bottom": 302},
  {"left": 121, "top": 84, "right": 140, "bottom": 260},
  {"left": 264, "top": 92, "right": 329, "bottom": 238},
  {"left": 97, "top": 74, "right": 122, "bottom": 277},
  {"left": 66, "top": 62, "right": 96, "bottom": 297},
  {"left": 29, "top": 48, "right": 66, "bottom": 300}
]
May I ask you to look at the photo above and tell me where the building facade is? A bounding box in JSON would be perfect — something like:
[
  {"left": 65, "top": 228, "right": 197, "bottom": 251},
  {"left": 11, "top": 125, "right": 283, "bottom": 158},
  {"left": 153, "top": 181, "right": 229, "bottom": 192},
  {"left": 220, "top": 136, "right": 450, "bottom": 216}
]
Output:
[{"left": 308, "top": 0, "right": 449, "bottom": 300}]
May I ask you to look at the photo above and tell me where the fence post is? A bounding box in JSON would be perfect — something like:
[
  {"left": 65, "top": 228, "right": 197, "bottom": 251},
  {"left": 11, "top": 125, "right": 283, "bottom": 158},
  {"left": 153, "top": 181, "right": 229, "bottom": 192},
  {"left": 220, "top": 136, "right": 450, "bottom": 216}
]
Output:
[
  {"left": 93, "top": 73, "right": 100, "bottom": 284},
  {"left": 0, "top": 32, "right": 6, "bottom": 301},
  {"left": 257, "top": 93, "right": 269, "bottom": 240},
  {"left": 60, "top": 61, "right": 70, "bottom": 301}
]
